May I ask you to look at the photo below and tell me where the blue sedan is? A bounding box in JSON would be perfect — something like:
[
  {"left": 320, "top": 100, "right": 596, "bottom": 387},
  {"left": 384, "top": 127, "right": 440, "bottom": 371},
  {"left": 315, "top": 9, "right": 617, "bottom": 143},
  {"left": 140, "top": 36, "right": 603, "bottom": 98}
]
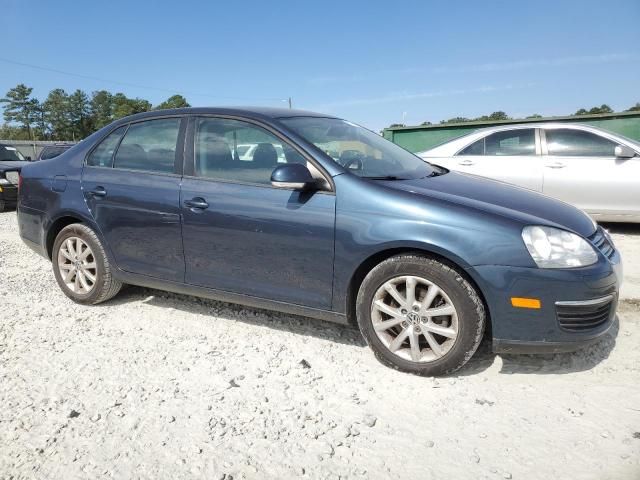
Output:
[{"left": 16, "top": 108, "right": 621, "bottom": 376}]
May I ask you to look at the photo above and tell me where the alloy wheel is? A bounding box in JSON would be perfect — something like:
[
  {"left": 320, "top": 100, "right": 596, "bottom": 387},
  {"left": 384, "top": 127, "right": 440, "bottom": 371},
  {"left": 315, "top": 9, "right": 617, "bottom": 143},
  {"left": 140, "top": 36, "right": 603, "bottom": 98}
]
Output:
[
  {"left": 57, "top": 236, "right": 98, "bottom": 294},
  {"left": 371, "top": 275, "right": 459, "bottom": 362}
]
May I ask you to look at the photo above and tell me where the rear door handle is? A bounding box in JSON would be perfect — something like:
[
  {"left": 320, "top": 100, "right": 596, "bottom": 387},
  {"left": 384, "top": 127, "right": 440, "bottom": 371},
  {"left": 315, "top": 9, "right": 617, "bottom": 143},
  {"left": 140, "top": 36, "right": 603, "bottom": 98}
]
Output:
[
  {"left": 546, "top": 161, "right": 566, "bottom": 169},
  {"left": 184, "top": 197, "right": 209, "bottom": 210},
  {"left": 88, "top": 186, "right": 107, "bottom": 197},
  {"left": 458, "top": 159, "right": 475, "bottom": 166}
]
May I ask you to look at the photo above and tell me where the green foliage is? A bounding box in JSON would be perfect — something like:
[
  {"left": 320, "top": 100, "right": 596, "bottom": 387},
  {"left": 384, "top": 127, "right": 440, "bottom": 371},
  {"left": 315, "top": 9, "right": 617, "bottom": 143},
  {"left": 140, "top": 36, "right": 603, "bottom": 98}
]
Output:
[
  {"left": 574, "top": 104, "right": 614, "bottom": 115},
  {"left": 390, "top": 103, "right": 640, "bottom": 129},
  {"left": 0, "top": 123, "right": 30, "bottom": 140},
  {"left": 0, "top": 84, "right": 40, "bottom": 138},
  {"left": 440, "top": 117, "right": 470, "bottom": 124},
  {"left": 67, "top": 89, "right": 92, "bottom": 140},
  {"left": 43, "top": 88, "right": 70, "bottom": 139},
  {"left": 475, "top": 111, "right": 511, "bottom": 122},
  {"left": 90, "top": 90, "right": 114, "bottom": 131},
  {"left": 590, "top": 104, "right": 613, "bottom": 114},
  {"left": 420, "top": 121, "right": 432, "bottom": 126},
  {"left": 155, "top": 94, "right": 191, "bottom": 110},
  {"left": 0, "top": 83, "right": 188, "bottom": 140},
  {"left": 488, "top": 111, "right": 510, "bottom": 121},
  {"left": 112, "top": 93, "right": 152, "bottom": 120}
]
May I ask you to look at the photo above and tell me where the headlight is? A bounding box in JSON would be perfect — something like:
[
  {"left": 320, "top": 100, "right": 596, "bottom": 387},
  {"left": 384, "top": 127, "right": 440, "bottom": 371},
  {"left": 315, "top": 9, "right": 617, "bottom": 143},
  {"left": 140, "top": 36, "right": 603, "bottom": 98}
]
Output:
[{"left": 522, "top": 226, "right": 598, "bottom": 268}]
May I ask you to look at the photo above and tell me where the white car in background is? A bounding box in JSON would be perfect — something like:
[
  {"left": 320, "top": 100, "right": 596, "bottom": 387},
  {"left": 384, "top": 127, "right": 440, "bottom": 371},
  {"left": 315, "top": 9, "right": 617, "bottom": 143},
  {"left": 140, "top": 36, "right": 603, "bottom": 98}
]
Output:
[
  {"left": 419, "top": 123, "right": 640, "bottom": 222},
  {"left": 236, "top": 143, "right": 286, "bottom": 162}
]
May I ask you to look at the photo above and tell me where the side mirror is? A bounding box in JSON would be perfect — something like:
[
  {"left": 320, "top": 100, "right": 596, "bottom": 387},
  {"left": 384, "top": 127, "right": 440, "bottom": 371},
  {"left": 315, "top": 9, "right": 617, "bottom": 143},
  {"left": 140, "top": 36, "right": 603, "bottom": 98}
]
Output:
[
  {"left": 615, "top": 144, "right": 636, "bottom": 158},
  {"left": 25, "top": 156, "right": 32, "bottom": 161},
  {"left": 271, "top": 163, "right": 315, "bottom": 190}
]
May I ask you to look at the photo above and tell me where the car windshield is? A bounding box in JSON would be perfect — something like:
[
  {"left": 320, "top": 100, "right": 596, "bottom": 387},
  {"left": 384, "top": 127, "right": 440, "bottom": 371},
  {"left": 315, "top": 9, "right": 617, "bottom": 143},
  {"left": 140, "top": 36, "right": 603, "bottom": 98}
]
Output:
[
  {"left": 281, "top": 117, "right": 435, "bottom": 179},
  {"left": 0, "top": 145, "right": 25, "bottom": 161},
  {"left": 608, "top": 131, "right": 640, "bottom": 149}
]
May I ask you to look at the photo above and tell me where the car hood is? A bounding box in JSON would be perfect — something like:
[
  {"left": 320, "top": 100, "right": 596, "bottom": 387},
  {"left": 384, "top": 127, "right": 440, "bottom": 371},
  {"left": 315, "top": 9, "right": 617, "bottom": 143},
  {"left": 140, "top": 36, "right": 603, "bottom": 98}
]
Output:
[
  {"left": 378, "top": 171, "right": 595, "bottom": 237},
  {"left": 0, "top": 160, "right": 29, "bottom": 172}
]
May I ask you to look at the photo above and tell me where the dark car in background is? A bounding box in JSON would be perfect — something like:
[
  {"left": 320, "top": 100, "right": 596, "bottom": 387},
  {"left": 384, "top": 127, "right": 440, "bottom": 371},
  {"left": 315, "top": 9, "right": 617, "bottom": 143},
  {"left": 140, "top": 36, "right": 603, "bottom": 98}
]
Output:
[
  {"left": 0, "top": 143, "right": 29, "bottom": 211},
  {"left": 37, "top": 144, "right": 73, "bottom": 161},
  {"left": 16, "top": 108, "right": 622, "bottom": 376}
]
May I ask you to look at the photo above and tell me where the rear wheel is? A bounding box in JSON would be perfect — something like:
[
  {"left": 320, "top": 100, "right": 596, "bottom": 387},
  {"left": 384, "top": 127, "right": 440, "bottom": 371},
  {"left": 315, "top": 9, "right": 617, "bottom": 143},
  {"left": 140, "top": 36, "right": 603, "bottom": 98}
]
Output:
[
  {"left": 52, "top": 224, "right": 122, "bottom": 304},
  {"left": 356, "top": 254, "right": 485, "bottom": 376}
]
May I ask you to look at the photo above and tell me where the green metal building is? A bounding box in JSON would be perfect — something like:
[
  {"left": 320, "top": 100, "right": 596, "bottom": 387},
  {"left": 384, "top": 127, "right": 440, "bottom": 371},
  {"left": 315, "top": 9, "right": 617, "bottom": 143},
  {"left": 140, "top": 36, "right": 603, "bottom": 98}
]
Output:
[{"left": 382, "top": 111, "right": 640, "bottom": 153}]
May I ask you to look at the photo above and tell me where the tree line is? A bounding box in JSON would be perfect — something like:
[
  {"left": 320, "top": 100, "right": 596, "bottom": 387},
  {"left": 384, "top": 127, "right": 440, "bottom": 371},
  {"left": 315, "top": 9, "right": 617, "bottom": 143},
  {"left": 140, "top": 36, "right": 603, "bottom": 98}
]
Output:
[
  {"left": 388, "top": 103, "right": 640, "bottom": 128},
  {"left": 0, "top": 83, "right": 190, "bottom": 141}
]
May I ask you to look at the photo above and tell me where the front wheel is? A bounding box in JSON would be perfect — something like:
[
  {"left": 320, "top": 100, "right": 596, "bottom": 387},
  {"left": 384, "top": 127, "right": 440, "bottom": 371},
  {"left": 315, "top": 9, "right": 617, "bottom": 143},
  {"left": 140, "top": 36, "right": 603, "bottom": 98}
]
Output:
[
  {"left": 52, "top": 223, "right": 123, "bottom": 305},
  {"left": 356, "top": 255, "right": 485, "bottom": 376}
]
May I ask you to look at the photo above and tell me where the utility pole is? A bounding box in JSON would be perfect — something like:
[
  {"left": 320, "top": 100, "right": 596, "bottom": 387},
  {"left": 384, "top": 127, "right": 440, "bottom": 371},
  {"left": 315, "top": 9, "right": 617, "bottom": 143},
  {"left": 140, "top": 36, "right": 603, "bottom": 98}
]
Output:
[{"left": 288, "top": 97, "right": 292, "bottom": 109}]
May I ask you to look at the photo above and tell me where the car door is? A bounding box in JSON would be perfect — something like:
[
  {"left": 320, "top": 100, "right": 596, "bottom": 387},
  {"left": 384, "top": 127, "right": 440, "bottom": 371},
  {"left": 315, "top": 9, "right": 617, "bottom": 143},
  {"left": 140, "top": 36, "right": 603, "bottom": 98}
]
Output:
[
  {"left": 451, "top": 128, "right": 543, "bottom": 191},
  {"left": 180, "top": 116, "right": 336, "bottom": 309},
  {"left": 541, "top": 127, "right": 640, "bottom": 217},
  {"left": 81, "top": 117, "right": 186, "bottom": 282}
]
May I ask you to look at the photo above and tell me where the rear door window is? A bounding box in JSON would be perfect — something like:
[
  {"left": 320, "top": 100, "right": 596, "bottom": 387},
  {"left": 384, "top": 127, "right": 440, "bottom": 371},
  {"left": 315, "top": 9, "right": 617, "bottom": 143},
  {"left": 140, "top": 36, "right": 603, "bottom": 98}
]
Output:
[
  {"left": 545, "top": 129, "right": 616, "bottom": 156},
  {"left": 459, "top": 129, "right": 536, "bottom": 156},
  {"left": 113, "top": 118, "right": 181, "bottom": 173}
]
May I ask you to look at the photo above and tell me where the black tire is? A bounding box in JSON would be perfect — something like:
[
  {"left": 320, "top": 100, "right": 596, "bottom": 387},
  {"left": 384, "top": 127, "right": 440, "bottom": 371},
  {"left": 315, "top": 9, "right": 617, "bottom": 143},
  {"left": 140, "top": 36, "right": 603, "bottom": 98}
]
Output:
[
  {"left": 52, "top": 223, "right": 123, "bottom": 305},
  {"left": 356, "top": 254, "right": 485, "bottom": 376}
]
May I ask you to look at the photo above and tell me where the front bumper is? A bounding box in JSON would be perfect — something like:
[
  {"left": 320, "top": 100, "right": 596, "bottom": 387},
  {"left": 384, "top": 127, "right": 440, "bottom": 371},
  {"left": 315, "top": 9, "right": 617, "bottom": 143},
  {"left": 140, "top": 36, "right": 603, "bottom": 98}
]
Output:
[{"left": 469, "top": 249, "right": 621, "bottom": 354}]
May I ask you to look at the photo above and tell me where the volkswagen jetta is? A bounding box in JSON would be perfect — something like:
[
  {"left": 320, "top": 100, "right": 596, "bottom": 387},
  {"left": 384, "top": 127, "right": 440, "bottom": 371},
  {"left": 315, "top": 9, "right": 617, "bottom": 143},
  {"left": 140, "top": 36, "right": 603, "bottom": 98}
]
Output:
[{"left": 17, "top": 108, "right": 622, "bottom": 376}]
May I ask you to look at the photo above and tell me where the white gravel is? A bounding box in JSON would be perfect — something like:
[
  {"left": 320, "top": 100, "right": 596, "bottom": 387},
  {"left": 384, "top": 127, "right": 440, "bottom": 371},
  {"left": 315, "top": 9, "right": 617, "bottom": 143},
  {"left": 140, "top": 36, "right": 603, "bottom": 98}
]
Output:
[{"left": 1, "top": 211, "right": 639, "bottom": 480}]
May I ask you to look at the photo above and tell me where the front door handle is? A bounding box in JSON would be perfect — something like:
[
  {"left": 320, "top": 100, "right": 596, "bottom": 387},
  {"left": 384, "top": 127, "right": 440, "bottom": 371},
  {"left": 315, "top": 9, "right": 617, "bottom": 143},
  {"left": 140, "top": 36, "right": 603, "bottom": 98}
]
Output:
[
  {"left": 458, "top": 159, "right": 475, "bottom": 166},
  {"left": 546, "top": 161, "right": 566, "bottom": 169},
  {"left": 88, "top": 186, "right": 107, "bottom": 197},
  {"left": 184, "top": 197, "right": 209, "bottom": 210}
]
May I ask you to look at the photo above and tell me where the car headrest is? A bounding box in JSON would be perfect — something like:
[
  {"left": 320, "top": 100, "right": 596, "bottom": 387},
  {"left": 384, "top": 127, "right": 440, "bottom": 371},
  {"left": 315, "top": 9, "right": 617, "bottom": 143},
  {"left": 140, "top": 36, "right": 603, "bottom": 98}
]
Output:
[
  {"left": 115, "top": 143, "right": 147, "bottom": 169},
  {"left": 198, "top": 140, "right": 233, "bottom": 175},
  {"left": 252, "top": 143, "right": 278, "bottom": 168}
]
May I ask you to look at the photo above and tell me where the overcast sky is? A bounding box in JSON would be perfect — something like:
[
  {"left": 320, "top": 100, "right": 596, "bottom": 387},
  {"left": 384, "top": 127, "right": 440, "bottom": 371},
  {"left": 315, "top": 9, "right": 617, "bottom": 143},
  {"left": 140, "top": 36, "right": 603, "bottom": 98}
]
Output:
[{"left": 2, "top": 0, "right": 640, "bottom": 131}]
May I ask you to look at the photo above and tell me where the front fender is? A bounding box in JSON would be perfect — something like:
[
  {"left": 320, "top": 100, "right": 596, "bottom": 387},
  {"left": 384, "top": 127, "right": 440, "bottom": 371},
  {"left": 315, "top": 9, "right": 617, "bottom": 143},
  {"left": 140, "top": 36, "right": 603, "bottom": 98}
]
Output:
[{"left": 331, "top": 174, "right": 534, "bottom": 314}]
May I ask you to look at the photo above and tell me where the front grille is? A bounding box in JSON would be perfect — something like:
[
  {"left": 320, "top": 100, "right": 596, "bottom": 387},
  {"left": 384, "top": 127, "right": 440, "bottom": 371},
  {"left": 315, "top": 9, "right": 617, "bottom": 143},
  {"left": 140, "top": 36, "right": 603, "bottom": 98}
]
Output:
[
  {"left": 588, "top": 227, "right": 615, "bottom": 259},
  {"left": 556, "top": 296, "right": 614, "bottom": 332}
]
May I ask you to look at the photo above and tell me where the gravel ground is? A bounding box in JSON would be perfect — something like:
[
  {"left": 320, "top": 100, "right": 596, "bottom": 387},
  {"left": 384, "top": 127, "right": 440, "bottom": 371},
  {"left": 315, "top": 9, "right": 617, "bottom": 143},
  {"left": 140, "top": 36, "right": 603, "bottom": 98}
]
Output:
[{"left": 1, "top": 211, "right": 639, "bottom": 480}]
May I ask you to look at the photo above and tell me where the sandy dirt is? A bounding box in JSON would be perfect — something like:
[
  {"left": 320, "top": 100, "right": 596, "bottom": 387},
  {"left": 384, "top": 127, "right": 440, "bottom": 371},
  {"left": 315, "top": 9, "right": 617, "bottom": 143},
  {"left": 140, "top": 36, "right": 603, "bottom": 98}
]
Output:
[{"left": 1, "top": 211, "right": 639, "bottom": 480}]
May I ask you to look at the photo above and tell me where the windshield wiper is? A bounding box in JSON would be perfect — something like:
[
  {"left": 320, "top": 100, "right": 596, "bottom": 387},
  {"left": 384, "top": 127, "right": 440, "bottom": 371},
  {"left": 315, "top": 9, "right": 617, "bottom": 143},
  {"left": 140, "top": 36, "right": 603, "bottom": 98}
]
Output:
[{"left": 364, "top": 175, "right": 406, "bottom": 180}]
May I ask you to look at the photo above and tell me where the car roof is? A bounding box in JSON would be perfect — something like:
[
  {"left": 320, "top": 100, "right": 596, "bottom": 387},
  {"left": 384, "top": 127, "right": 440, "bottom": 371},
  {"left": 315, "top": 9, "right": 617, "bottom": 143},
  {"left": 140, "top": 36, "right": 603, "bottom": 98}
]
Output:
[
  {"left": 473, "top": 122, "right": 608, "bottom": 134},
  {"left": 114, "top": 107, "right": 338, "bottom": 124}
]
